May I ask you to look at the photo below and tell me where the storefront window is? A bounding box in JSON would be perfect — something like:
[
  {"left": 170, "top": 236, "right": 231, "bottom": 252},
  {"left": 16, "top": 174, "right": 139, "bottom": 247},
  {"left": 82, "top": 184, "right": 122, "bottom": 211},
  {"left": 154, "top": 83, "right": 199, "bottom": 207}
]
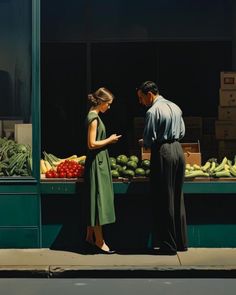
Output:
[{"left": 0, "top": 0, "right": 32, "bottom": 177}]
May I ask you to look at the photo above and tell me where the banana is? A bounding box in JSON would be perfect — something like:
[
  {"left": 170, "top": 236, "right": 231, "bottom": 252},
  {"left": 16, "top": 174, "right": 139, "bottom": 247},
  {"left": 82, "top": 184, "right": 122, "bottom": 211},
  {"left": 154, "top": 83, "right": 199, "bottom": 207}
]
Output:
[
  {"left": 193, "top": 164, "right": 201, "bottom": 170},
  {"left": 44, "top": 160, "right": 53, "bottom": 171},
  {"left": 201, "top": 161, "right": 211, "bottom": 172},
  {"left": 65, "top": 155, "right": 78, "bottom": 160},
  {"left": 40, "top": 159, "right": 47, "bottom": 174}
]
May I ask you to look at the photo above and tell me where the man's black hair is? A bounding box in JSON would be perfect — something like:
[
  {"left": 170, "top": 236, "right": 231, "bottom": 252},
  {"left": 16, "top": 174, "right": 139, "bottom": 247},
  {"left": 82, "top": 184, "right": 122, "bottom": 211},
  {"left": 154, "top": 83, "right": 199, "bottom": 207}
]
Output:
[{"left": 137, "top": 81, "right": 159, "bottom": 95}]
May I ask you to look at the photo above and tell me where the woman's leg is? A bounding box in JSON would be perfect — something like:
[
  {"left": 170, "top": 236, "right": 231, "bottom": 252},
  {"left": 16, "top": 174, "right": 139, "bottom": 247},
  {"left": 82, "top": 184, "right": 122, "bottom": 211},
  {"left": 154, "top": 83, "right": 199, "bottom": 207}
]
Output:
[
  {"left": 93, "top": 225, "right": 110, "bottom": 251},
  {"left": 86, "top": 226, "right": 95, "bottom": 244}
]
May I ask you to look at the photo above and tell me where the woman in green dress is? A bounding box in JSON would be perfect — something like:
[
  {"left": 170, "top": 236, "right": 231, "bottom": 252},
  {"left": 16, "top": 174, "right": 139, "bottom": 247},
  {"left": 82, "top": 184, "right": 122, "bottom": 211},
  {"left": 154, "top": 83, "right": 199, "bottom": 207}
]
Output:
[{"left": 84, "top": 87, "right": 121, "bottom": 254}]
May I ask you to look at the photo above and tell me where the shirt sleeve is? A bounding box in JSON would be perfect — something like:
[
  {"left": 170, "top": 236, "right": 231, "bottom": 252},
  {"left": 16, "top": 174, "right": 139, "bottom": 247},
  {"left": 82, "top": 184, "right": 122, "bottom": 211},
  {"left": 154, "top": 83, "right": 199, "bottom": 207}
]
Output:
[
  {"left": 179, "top": 117, "right": 185, "bottom": 140},
  {"left": 143, "top": 111, "right": 157, "bottom": 148}
]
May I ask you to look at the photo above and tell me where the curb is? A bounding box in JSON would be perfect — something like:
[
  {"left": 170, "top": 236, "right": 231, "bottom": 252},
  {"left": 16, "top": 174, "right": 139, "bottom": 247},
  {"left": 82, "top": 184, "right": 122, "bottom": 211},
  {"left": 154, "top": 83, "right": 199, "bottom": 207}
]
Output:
[{"left": 0, "top": 266, "right": 236, "bottom": 278}]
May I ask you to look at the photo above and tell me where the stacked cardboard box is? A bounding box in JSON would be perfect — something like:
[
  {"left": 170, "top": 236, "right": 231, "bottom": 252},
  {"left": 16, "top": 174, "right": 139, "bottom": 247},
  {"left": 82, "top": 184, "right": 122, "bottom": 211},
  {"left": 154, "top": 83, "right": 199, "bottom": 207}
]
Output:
[
  {"left": 141, "top": 142, "right": 201, "bottom": 166},
  {"left": 134, "top": 116, "right": 202, "bottom": 165},
  {"left": 2, "top": 120, "right": 23, "bottom": 139},
  {"left": 183, "top": 117, "right": 202, "bottom": 142},
  {"left": 201, "top": 117, "right": 218, "bottom": 163},
  {"left": 215, "top": 71, "right": 236, "bottom": 160},
  {"left": 14, "top": 124, "right": 32, "bottom": 146}
]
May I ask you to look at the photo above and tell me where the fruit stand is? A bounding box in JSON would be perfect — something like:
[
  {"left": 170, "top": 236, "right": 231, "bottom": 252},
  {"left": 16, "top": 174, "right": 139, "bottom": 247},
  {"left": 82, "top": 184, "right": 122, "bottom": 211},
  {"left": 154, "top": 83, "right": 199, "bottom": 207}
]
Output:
[
  {"left": 39, "top": 153, "right": 236, "bottom": 249},
  {"left": 0, "top": 0, "right": 236, "bottom": 250}
]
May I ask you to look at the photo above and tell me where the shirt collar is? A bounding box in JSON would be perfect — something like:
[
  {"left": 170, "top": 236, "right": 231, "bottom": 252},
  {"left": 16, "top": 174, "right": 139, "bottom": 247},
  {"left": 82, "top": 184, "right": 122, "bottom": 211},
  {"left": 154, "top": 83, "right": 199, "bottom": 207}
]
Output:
[{"left": 152, "top": 95, "right": 162, "bottom": 106}]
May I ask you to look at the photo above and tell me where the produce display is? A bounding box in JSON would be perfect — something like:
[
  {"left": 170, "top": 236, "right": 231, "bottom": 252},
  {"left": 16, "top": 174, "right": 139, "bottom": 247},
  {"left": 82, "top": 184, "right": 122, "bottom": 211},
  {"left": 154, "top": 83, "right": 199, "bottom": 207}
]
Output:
[
  {"left": 185, "top": 156, "right": 236, "bottom": 178},
  {"left": 39, "top": 151, "right": 236, "bottom": 181},
  {"left": 41, "top": 152, "right": 86, "bottom": 178},
  {"left": 110, "top": 154, "right": 150, "bottom": 179},
  {"left": 0, "top": 137, "right": 32, "bottom": 176},
  {"left": 0, "top": 136, "right": 234, "bottom": 181}
]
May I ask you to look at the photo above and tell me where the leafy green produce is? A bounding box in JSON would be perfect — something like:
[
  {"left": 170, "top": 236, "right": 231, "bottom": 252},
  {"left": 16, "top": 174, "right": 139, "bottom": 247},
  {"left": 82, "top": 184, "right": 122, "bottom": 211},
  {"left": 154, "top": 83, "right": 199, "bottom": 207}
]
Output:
[
  {"left": 129, "top": 155, "right": 139, "bottom": 164},
  {"left": 141, "top": 159, "right": 150, "bottom": 169},
  {"left": 110, "top": 162, "right": 118, "bottom": 170},
  {"left": 135, "top": 168, "right": 146, "bottom": 176},
  {"left": 109, "top": 157, "right": 116, "bottom": 165},
  {"left": 0, "top": 137, "right": 32, "bottom": 176},
  {"left": 145, "top": 169, "right": 150, "bottom": 176},
  {"left": 127, "top": 160, "right": 138, "bottom": 170},
  {"left": 123, "top": 169, "right": 135, "bottom": 178},
  {"left": 111, "top": 170, "right": 119, "bottom": 178},
  {"left": 116, "top": 154, "right": 129, "bottom": 166}
]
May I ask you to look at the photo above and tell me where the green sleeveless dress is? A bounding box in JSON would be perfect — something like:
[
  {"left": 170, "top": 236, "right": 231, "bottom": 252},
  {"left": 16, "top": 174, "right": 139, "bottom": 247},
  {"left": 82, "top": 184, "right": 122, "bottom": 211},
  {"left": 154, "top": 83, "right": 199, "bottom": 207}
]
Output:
[{"left": 84, "top": 111, "right": 116, "bottom": 226}]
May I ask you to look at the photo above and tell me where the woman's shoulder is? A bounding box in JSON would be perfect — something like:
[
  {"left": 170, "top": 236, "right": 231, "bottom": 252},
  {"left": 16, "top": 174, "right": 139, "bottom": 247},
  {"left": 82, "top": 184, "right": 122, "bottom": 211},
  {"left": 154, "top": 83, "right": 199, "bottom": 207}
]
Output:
[
  {"left": 86, "top": 111, "right": 99, "bottom": 124},
  {"left": 87, "top": 111, "right": 98, "bottom": 119}
]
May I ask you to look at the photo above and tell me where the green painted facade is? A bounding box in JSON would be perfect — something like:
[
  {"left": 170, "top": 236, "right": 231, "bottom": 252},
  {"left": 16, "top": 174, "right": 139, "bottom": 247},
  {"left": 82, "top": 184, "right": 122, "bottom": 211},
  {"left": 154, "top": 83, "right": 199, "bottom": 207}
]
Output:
[{"left": 0, "top": 0, "right": 235, "bottom": 250}]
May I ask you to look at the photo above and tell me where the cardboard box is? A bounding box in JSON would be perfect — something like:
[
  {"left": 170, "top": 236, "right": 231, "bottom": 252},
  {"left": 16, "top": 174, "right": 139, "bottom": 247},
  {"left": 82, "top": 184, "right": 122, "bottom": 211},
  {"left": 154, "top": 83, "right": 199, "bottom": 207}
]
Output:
[
  {"left": 218, "top": 106, "right": 236, "bottom": 120},
  {"left": 141, "top": 142, "right": 201, "bottom": 166},
  {"left": 218, "top": 140, "right": 236, "bottom": 150},
  {"left": 200, "top": 135, "right": 218, "bottom": 151},
  {"left": 14, "top": 124, "right": 32, "bottom": 146},
  {"left": 184, "top": 117, "right": 202, "bottom": 129},
  {"left": 218, "top": 141, "right": 236, "bottom": 161},
  {"left": 182, "top": 142, "right": 201, "bottom": 166},
  {"left": 183, "top": 117, "right": 202, "bottom": 141},
  {"left": 220, "top": 71, "right": 236, "bottom": 90},
  {"left": 219, "top": 89, "right": 236, "bottom": 106},
  {"left": 202, "top": 117, "right": 216, "bottom": 135},
  {"left": 215, "top": 120, "right": 236, "bottom": 140},
  {"left": 141, "top": 146, "right": 151, "bottom": 160}
]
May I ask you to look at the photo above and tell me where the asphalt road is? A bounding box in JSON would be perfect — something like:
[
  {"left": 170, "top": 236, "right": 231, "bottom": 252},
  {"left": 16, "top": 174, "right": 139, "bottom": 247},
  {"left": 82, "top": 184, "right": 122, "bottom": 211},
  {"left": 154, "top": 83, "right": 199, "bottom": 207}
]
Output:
[{"left": 0, "top": 279, "right": 235, "bottom": 295}]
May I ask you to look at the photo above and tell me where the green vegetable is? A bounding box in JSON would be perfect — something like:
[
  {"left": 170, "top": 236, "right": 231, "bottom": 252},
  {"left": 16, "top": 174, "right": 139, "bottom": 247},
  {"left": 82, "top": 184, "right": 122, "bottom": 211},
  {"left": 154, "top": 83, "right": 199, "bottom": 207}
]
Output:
[
  {"left": 213, "top": 170, "right": 231, "bottom": 178},
  {"left": 129, "top": 155, "right": 139, "bottom": 164},
  {"left": 116, "top": 154, "right": 129, "bottom": 166},
  {"left": 111, "top": 170, "right": 119, "bottom": 178},
  {"left": 185, "top": 170, "right": 209, "bottom": 178},
  {"left": 209, "top": 161, "right": 216, "bottom": 173},
  {"left": 127, "top": 160, "right": 138, "bottom": 170},
  {"left": 214, "top": 157, "right": 228, "bottom": 172},
  {"left": 135, "top": 168, "right": 146, "bottom": 176},
  {"left": 201, "top": 161, "right": 211, "bottom": 172},
  {"left": 141, "top": 159, "right": 150, "bottom": 169},
  {"left": 230, "top": 166, "right": 236, "bottom": 177},
  {"left": 123, "top": 169, "right": 135, "bottom": 178},
  {"left": 109, "top": 157, "right": 116, "bottom": 165}
]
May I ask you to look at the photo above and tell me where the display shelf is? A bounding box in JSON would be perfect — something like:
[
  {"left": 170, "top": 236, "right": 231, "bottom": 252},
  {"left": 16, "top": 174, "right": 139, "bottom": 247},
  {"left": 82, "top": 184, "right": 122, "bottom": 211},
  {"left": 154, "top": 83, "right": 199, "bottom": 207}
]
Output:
[{"left": 40, "top": 177, "right": 236, "bottom": 195}]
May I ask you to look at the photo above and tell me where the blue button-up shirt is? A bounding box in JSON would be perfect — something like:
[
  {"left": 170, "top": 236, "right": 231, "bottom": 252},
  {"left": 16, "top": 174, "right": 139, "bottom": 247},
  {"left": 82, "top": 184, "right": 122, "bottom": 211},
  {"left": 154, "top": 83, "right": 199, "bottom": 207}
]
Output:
[{"left": 143, "top": 95, "right": 185, "bottom": 147}]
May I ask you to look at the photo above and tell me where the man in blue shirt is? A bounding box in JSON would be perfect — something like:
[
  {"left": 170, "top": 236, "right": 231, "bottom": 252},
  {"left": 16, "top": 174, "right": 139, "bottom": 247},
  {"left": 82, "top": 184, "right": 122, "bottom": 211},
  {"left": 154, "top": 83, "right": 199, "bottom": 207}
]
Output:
[{"left": 137, "top": 81, "right": 188, "bottom": 255}]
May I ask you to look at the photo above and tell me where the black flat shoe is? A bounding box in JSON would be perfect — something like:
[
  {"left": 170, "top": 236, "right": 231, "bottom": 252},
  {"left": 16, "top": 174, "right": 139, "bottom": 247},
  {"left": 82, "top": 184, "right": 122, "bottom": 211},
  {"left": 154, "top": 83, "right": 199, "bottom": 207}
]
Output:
[
  {"left": 177, "top": 247, "right": 188, "bottom": 252},
  {"left": 95, "top": 245, "right": 116, "bottom": 254},
  {"left": 155, "top": 248, "right": 177, "bottom": 256}
]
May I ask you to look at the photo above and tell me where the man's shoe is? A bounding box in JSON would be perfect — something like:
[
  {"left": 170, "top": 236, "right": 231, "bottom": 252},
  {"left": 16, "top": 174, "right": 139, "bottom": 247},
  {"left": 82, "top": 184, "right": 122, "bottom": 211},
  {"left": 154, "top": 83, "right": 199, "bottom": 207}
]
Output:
[
  {"left": 155, "top": 248, "right": 177, "bottom": 256},
  {"left": 177, "top": 247, "right": 188, "bottom": 252}
]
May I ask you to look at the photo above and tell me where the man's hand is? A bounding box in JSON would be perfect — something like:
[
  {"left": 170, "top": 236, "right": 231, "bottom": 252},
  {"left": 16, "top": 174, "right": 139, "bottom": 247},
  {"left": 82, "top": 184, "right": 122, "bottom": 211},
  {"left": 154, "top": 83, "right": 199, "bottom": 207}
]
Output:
[{"left": 138, "top": 138, "right": 144, "bottom": 147}]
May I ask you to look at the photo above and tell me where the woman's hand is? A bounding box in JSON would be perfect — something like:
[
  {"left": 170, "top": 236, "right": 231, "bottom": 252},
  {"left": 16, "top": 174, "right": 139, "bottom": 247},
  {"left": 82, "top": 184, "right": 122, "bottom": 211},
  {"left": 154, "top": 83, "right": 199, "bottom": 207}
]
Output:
[{"left": 109, "top": 134, "right": 122, "bottom": 144}]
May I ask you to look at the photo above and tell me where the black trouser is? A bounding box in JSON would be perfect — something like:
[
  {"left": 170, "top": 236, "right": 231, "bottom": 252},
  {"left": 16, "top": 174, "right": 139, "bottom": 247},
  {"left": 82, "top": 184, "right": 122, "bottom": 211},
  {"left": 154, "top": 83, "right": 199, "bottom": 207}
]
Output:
[{"left": 150, "top": 141, "right": 188, "bottom": 251}]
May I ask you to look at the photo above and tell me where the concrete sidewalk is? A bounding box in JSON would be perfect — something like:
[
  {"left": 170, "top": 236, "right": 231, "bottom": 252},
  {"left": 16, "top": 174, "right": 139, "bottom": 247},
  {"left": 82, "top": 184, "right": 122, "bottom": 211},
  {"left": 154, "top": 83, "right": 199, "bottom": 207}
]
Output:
[{"left": 0, "top": 248, "right": 235, "bottom": 278}]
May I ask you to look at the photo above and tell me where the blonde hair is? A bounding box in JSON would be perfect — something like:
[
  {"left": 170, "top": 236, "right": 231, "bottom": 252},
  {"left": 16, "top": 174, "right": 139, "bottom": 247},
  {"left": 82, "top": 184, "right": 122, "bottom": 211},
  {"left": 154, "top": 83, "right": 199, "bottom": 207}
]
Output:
[{"left": 88, "top": 87, "right": 114, "bottom": 106}]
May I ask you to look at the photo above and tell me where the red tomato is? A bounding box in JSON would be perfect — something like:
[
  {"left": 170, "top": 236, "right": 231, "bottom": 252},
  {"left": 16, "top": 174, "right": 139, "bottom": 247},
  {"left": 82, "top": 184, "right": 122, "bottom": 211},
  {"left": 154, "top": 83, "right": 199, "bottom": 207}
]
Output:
[
  {"left": 59, "top": 172, "right": 66, "bottom": 178},
  {"left": 50, "top": 170, "right": 58, "bottom": 178},
  {"left": 45, "top": 170, "right": 54, "bottom": 178},
  {"left": 72, "top": 172, "right": 78, "bottom": 178},
  {"left": 66, "top": 172, "right": 73, "bottom": 178}
]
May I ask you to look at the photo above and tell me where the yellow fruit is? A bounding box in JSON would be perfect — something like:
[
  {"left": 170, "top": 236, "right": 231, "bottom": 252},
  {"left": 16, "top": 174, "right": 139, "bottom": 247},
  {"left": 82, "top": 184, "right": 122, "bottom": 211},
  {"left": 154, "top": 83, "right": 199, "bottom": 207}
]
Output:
[{"left": 40, "top": 159, "right": 47, "bottom": 174}]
